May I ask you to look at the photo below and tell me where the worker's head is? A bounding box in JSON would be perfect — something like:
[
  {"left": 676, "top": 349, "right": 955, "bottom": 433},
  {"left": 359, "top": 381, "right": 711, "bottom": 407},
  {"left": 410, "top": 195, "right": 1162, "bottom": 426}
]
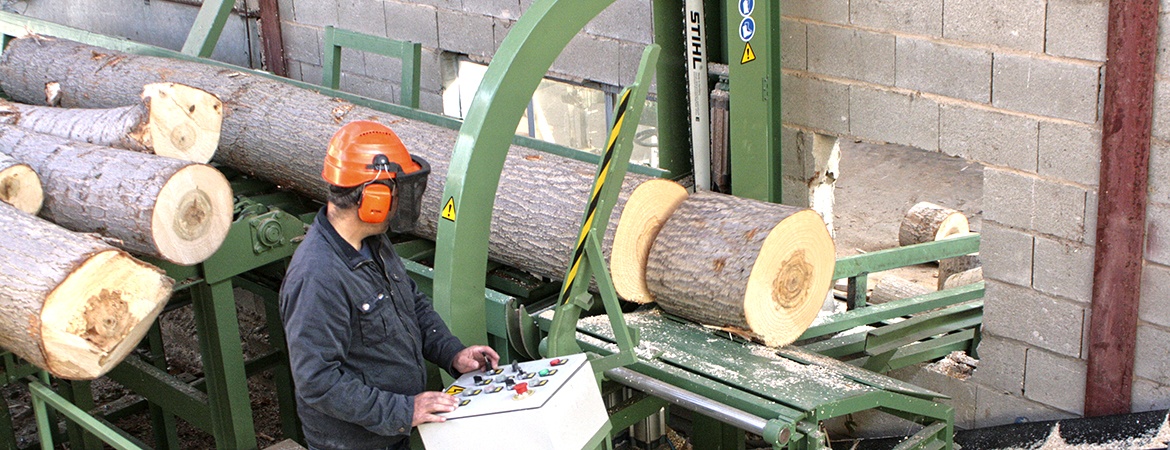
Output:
[{"left": 322, "top": 120, "right": 430, "bottom": 231}]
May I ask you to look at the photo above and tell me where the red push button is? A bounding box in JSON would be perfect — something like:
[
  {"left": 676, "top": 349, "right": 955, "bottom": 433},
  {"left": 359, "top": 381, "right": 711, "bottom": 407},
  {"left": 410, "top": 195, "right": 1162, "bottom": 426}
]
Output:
[
  {"left": 514, "top": 382, "right": 528, "bottom": 395},
  {"left": 550, "top": 358, "right": 567, "bottom": 366}
]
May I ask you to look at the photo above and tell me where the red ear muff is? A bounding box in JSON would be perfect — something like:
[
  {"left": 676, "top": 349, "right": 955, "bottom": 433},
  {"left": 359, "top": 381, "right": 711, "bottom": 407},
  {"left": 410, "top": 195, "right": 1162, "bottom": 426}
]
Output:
[{"left": 358, "top": 183, "right": 394, "bottom": 223}]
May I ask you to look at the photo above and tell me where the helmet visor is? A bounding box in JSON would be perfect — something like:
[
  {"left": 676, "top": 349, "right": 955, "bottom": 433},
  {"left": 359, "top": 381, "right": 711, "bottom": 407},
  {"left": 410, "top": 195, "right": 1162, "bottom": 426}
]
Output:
[{"left": 389, "top": 156, "right": 430, "bottom": 233}]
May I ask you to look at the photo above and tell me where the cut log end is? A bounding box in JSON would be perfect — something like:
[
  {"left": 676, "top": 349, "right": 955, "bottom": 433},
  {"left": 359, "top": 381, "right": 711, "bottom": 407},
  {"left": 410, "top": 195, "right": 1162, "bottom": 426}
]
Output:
[
  {"left": 743, "top": 209, "right": 836, "bottom": 347},
  {"left": 612, "top": 179, "right": 689, "bottom": 304},
  {"left": 0, "top": 163, "right": 43, "bottom": 214},
  {"left": 898, "top": 202, "right": 970, "bottom": 247},
  {"left": 41, "top": 250, "right": 173, "bottom": 380},
  {"left": 151, "top": 164, "right": 233, "bottom": 265},
  {"left": 141, "top": 83, "right": 223, "bottom": 163}
]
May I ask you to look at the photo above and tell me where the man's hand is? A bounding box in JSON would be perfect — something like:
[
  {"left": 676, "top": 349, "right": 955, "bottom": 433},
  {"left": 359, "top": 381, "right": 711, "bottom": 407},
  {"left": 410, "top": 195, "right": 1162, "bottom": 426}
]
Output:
[
  {"left": 452, "top": 345, "right": 500, "bottom": 373},
  {"left": 412, "top": 391, "right": 457, "bottom": 426}
]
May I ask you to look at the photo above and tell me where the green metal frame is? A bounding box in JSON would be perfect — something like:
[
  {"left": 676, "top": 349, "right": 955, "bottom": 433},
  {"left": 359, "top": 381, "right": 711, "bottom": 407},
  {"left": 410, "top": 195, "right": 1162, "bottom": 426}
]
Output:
[
  {"left": 321, "top": 26, "right": 422, "bottom": 109},
  {"left": 181, "top": 0, "right": 235, "bottom": 58},
  {"left": 726, "top": 0, "right": 783, "bottom": 202},
  {"left": 28, "top": 373, "right": 148, "bottom": 450},
  {"left": 835, "top": 234, "right": 981, "bottom": 309}
]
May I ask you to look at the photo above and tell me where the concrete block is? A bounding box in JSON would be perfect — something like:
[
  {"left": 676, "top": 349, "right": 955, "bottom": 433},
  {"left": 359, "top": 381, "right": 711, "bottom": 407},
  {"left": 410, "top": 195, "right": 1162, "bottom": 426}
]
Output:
[
  {"left": 1131, "top": 378, "right": 1170, "bottom": 412},
  {"left": 1032, "top": 178, "right": 1089, "bottom": 242},
  {"left": 1032, "top": 237, "right": 1094, "bottom": 304},
  {"left": 337, "top": 0, "right": 388, "bottom": 36},
  {"left": 992, "top": 53, "right": 1101, "bottom": 124},
  {"left": 974, "top": 384, "right": 1077, "bottom": 428},
  {"left": 584, "top": 0, "right": 653, "bottom": 44},
  {"left": 1038, "top": 121, "right": 1101, "bottom": 187},
  {"left": 807, "top": 24, "right": 895, "bottom": 85},
  {"left": 293, "top": 0, "right": 339, "bottom": 27},
  {"left": 850, "top": 0, "right": 942, "bottom": 37},
  {"left": 940, "top": 105, "right": 1038, "bottom": 172},
  {"left": 848, "top": 86, "right": 939, "bottom": 151},
  {"left": 781, "top": 0, "right": 849, "bottom": 24},
  {"left": 895, "top": 37, "right": 991, "bottom": 103},
  {"left": 780, "top": 74, "right": 850, "bottom": 135},
  {"left": 943, "top": 0, "right": 1046, "bottom": 53},
  {"left": 781, "top": 19, "right": 807, "bottom": 71},
  {"left": 1023, "top": 349, "right": 1087, "bottom": 415},
  {"left": 983, "top": 280, "right": 1086, "bottom": 358},
  {"left": 969, "top": 334, "right": 1028, "bottom": 395},
  {"left": 407, "top": 0, "right": 460, "bottom": 9},
  {"left": 981, "top": 222, "right": 1034, "bottom": 286},
  {"left": 1135, "top": 324, "right": 1170, "bottom": 385},
  {"left": 363, "top": 51, "right": 403, "bottom": 83},
  {"left": 287, "top": 60, "right": 304, "bottom": 82},
  {"left": 983, "top": 167, "right": 1036, "bottom": 231},
  {"left": 437, "top": 9, "right": 496, "bottom": 57},
  {"left": 384, "top": 0, "right": 440, "bottom": 49},
  {"left": 617, "top": 41, "right": 647, "bottom": 88},
  {"left": 1147, "top": 203, "right": 1170, "bottom": 266},
  {"left": 299, "top": 63, "right": 325, "bottom": 86},
  {"left": 419, "top": 90, "right": 445, "bottom": 115},
  {"left": 1154, "top": 79, "right": 1170, "bottom": 142},
  {"left": 282, "top": 21, "right": 323, "bottom": 66},
  {"left": 462, "top": 0, "right": 523, "bottom": 20},
  {"left": 493, "top": 18, "right": 514, "bottom": 55},
  {"left": 1045, "top": 0, "right": 1108, "bottom": 61},
  {"left": 339, "top": 72, "right": 396, "bottom": 103},
  {"left": 1158, "top": 13, "right": 1170, "bottom": 78},
  {"left": 550, "top": 33, "right": 622, "bottom": 87},
  {"left": 1140, "top": 262, "right": 1170, "bottom": 329},
  {"left": 1151, "top": 141, "right": 1170, "bottom": 205},
  {"left": 1084, "top": 190, "right": 1098, "bottom": 245},
  {"left": 279, "top": 0, "right": 296, "bottom": 28}
]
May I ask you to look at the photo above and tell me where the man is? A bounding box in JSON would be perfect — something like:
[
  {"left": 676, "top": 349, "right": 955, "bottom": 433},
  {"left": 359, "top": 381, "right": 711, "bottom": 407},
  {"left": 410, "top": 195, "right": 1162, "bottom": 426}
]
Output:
[{"left": 280, "top": 120, "right": 499, "bottom": 450}]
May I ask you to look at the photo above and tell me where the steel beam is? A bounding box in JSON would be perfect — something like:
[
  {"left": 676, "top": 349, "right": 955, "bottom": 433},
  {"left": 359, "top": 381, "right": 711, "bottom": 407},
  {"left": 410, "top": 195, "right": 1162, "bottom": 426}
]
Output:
[
  {"left": 1086, "top": 0, "right": 1159, "bottom": 416},
  {"left": 257, "top": 0, "right": 287, "bottom": 76}
]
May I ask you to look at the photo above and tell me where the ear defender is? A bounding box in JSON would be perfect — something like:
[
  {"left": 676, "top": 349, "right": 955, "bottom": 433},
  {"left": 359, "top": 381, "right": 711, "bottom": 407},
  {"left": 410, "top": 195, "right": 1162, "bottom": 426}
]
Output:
[{"left": 358, "top": 182, "right": 394, "bottom": 223}]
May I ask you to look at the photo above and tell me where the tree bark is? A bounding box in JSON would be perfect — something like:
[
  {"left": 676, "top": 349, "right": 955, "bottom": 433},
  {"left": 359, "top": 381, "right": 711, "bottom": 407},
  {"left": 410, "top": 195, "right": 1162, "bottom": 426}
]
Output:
[
  {"left": 0, "top": 36, "right": 652, "bottom": 281},
  {"left": 938, "top": 253, "right": 982, "bottom": 289},
  {"left": 0, "top": 125, "right": 233, "bottom": 265},
  {"left": 644, "top": 191, "right": 835, "bottom": 346},
  {"left": 871, "top": 275, "right": 931, "bottom": 304},
  {"left": 0, "top": 152, "right": 42, "bottom": 214},
  {"left": 0, "top": 202, "right": 173, "bottom": 380},
  {"left": 898, "top": 202, "right": 969, "bottom": 247},
  {"left": 0, "top": 83, "right": 222, "bottom": 163},
  {"left": 611, "top": 179, "right": 689, "bottom": 304}
]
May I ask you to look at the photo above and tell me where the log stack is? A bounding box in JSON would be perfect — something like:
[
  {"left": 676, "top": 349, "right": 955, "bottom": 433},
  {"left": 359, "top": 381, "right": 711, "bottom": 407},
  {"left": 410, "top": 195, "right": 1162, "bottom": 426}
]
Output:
[
  {"left": 0, "top": 36, "right": 839, "bottom": 346},
  {"left": 0, "top": 202, "right": 173, "bottom": 379}
]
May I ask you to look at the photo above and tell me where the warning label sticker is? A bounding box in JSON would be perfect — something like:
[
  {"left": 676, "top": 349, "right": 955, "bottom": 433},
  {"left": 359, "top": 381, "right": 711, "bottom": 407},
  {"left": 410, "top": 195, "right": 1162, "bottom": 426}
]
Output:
[
  {"left": 444, "top": 385, "right": 465, "bottom": 395},
  {"left": 741, "top": 42, "right": 756, "bottom": 64},
  {"left": 441, "top": 197, "right": 457, "bottom": 222}
]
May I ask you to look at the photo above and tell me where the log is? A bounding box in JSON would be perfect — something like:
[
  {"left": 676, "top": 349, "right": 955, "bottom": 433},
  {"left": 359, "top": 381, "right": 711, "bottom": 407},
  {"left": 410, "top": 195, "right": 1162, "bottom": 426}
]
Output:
[
  {"left": 0, "top": 125, "right": 233, "bottom": 265},
  {"left": 0, "top": 36, "right": 653, "bottom": 281},
  {"left": 0, "top": 202, "right": 173, "bottom": 379},
  {"left": 612, "top": 179, "right": 689, "bottom": 304},
  {"left": 870, "top": 275, "right": 931, "bottom": 305},
  {"left": 942, "top": 267, "right": 983, "bottom": 290},
  {"left": 898, "top": 202, "right": 969, "bottom": 247},
  {"left": 939, "top": 254, "right": 982, "bottom": 289},
  {"left": 643, "top": 191, "right": 835, "bottom": 346},
  {"left": 0, "top": 152, "right": 42, "bottom": 214},
  {"left": 0, "top": 83, "right": 222, "bottom": 163}
]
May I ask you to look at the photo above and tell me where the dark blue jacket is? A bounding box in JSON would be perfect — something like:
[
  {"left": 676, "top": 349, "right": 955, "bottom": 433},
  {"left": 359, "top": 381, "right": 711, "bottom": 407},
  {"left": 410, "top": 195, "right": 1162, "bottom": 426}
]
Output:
[{"left": 280, "top": 209, "right": 465, "bottom": 450}]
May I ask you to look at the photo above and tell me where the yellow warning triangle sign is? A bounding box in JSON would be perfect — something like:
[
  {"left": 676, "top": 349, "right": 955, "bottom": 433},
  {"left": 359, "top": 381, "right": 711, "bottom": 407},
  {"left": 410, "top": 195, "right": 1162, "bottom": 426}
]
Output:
[
  {"left": 442, "top": 197, "right": 457, "bottom": 222},
  {"left": 444, "top": 385, "right": 465, "bottom": 395},
  {"left": 741, "top": 42, "right": 756, "bottom": 64}
]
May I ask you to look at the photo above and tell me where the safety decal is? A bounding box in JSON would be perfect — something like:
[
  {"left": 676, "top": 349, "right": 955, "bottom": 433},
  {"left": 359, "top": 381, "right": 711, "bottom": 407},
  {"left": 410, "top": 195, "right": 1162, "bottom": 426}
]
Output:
[
  {"left": 741, "top": 42, "right": 756, "bottom": 64},
  {"left": 441, "top": 197, "right": 457, "bottom": 222},
  {"left": 444, "top": 385, "right": 465, "bottom": 395}
]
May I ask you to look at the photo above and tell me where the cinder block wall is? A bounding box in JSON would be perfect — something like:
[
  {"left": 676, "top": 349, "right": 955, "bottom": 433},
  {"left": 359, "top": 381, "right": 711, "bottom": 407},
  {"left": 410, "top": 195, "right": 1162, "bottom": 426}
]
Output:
[{"left": 17, "top": 0, "right": 1170, "bottom": 432}]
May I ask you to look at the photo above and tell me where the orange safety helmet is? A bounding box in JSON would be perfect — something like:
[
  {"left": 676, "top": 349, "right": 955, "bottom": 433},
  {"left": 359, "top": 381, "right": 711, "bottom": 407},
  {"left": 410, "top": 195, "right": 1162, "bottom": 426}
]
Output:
[{"left": 322, "top": 121, "right": 430, "bottom": 226}]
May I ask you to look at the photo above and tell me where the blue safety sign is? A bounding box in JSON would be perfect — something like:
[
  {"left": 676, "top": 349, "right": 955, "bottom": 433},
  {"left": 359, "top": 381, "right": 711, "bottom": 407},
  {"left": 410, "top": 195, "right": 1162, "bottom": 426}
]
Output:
[
  {"left": 739, "top": 17, "right": 755, "bottom": 42},
  {"left": 739, "top": 0, "right": 754, "bottom": 17}
]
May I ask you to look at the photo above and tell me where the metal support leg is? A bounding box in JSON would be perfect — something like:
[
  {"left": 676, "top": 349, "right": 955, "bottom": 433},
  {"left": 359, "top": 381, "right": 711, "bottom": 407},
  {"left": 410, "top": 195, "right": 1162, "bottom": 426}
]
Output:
[
  {"left": 192, "top": 280, "right": 257, "bottom": 450},
  {"left": 691, "top": 414, "right": 745, "bottom": 450},
  {"left": 144, "top": 321, "right": 180, "bottom": 450},
  {"left": 59, "top": 380, "right": 102, "bottom": 450},
  {"left": 261, "top": 284, "right": 303, "bottom": 443}
]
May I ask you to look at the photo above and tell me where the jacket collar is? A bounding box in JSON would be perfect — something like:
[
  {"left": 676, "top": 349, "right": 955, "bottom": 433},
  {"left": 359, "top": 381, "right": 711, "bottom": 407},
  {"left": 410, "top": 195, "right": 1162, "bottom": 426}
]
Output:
[{"left": 313, "top": 206, "right": 382, "bottom": 270}]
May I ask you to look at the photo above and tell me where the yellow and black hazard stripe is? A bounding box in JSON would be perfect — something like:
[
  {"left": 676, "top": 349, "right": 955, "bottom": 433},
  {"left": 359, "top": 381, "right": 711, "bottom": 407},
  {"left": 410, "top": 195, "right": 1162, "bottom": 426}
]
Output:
[{"left": 558, "top": 88, "right": 633, "bottom": 305}]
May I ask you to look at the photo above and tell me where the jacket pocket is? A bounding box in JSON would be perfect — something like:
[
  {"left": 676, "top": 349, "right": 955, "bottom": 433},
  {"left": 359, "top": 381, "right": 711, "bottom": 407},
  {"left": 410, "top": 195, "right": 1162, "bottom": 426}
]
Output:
[{"left": 356, "top": 292, "right": 391, "bottom": 346}]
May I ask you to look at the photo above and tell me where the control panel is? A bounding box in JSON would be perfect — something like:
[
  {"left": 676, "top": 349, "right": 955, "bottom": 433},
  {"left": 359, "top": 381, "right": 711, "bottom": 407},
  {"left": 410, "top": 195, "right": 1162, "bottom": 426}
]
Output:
[{"left": 419, "top": 353, "right": 608, "bottom": 449}]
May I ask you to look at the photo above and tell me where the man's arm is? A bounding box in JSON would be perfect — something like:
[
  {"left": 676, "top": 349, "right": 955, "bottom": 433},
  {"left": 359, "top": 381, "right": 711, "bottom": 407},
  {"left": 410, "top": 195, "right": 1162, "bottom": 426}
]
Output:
[
  {"left": 405, "top": 274, "right": 466, "bottom": 374},
  {"left": 281, "top": 276, "right": 415, "bottom": 436}
]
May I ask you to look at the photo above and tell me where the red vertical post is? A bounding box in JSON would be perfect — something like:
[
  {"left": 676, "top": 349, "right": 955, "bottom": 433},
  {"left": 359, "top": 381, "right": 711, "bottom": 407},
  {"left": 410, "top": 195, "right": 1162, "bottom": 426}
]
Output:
[
  {"left": 1085, "top": 0, "right": 1159, "bottom": 416},
  {"left": 258, "top": 0, "right": 287, "bottom": 77}
]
